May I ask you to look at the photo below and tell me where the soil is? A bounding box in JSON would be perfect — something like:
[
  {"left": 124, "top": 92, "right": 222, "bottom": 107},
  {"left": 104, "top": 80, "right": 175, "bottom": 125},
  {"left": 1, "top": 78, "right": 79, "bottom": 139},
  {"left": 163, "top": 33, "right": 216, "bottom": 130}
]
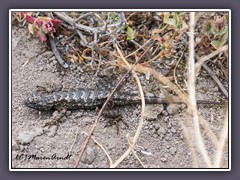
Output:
[{"left": 11, "top": 19, "right": 228, "bottom": 169}]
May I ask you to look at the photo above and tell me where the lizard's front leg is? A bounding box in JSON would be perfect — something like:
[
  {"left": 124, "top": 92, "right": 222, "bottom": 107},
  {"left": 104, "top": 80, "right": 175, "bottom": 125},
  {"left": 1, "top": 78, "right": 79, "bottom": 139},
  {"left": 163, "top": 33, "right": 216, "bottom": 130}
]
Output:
[{"left": 44, "top": 107, "right": 67, "bottom": 128}]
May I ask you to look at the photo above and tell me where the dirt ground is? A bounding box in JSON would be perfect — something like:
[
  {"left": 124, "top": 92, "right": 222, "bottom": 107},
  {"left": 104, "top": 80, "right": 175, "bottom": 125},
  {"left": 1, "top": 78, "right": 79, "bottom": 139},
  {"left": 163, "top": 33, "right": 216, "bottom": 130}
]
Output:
[{"left": 11, "top": 14, "right": 229, "bottom": 169}]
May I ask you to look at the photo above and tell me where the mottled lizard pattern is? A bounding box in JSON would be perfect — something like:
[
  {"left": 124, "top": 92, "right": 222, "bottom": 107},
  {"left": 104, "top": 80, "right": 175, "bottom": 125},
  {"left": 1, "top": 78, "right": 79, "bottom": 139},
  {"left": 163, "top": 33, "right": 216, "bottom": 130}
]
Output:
[{"left": 25, "top": 88, "right": 167, "bottom": 111}]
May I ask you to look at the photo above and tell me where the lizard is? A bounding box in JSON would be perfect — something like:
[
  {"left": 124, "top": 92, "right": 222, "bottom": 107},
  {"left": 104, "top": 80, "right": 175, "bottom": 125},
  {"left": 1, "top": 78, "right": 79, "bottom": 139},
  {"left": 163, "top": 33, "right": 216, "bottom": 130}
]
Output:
[{"left": 24, "top": 84, "right": 224, "bottom": 132}]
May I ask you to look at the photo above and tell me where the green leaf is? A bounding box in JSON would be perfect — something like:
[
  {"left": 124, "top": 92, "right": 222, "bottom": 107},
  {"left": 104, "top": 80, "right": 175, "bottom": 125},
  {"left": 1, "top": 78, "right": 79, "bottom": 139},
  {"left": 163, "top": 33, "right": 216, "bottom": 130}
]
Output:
[
  {"left": 126, "top": 26, "right": 134, "bottom": 41},
  {"left": 163, "top": 13, "right": 181, "bottom": 29},
  {"left": 210, "top": 24, "right": 228, "bottom": 36},
  {"left": 37, "top": 28, "right": 47, "bottom": 42},
  {"left": 211, "top": 32, "right": 228, "bottom": 49},
  {"left": 162, "top": 45, "right": 166, "bottom": 51}
]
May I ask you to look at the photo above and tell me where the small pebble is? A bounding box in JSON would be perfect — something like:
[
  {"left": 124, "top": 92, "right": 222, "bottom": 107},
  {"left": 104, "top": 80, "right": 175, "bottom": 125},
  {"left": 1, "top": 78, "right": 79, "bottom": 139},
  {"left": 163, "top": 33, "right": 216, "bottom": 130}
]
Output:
[
  {"left": 12, "top": 139, "right": 20, "bottom": 151},
  {"left": 162, "top": 110, "right": 168, "bottom": 116},
  {"left": 167, "top": 104, "right": 182, "bottom": 115},
  {"left": 154, "top": 123, "right": 160, "bottom": 130},
  {"left": 49, "top": 56, "right": 56, "bottom": 62},
  {"left": 81, "top": 146, "right": 96, "bottom": 165},
  {"left": 170, "top": 147, "right": 177, "bottom": 155},
  {"left": 160, "top": 157, "right": 167, "bottom": 162},
  {"left": 53, "top": 60, "right": 58, "bottom": 65},
  {"left": 17, "top": 131, "right": 35, "bottom": 145},
  {"left": 66, "top": 111, "right": 71, "bottom": 116},
  {"left": 171, "top": 127, "right": 177, "bottom": 133},
  {"left": 44, "top": 125, "right": 58, "bottom": 137},
  {"left": 157, "top": 127, "right": 166, "bottom": 135}
]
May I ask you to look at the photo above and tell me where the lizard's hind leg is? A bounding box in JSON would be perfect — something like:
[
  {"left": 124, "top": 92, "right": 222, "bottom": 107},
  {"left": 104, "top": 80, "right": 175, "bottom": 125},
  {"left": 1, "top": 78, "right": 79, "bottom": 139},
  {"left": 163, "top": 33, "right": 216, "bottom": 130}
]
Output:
[
  {"left": 36, "top": 83, "right": 63, "bottom": 93},
  {"left": 103, "top": 110, "right": 129, "bottom": 135}
]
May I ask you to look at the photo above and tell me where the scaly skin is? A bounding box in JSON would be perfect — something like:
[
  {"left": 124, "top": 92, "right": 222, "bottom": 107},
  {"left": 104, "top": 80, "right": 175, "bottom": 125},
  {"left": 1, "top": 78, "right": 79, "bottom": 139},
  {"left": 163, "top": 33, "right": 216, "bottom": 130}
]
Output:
[{"left": 25, "top": 88, "right": 168, "bottom": 111}]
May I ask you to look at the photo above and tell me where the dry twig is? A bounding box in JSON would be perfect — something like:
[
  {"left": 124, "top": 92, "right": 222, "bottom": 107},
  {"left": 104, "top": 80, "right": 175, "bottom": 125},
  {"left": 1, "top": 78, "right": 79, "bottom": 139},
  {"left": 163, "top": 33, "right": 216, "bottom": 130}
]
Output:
[
  {"left": 74, "top": 46, "right": 151, "bottom": 168},
  {"left": 188, "top": 12, "right": 212, "bottom": 168}
]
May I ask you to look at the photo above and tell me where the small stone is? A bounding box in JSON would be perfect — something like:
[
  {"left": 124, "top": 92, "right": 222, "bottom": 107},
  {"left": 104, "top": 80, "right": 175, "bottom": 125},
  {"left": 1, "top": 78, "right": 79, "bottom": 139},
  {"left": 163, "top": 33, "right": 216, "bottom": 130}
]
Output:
[
  {"left": 44, "top": 125, "right": 58, "bottom": 137},
  {"left": 49, "top": 56, "right": 56, "bottom": 62},
  {"left": 160, "top": 157, "right": 167, "bottom": 162},
  {"left": 157, "top": 127, "right": 166, "bottom": 135},
  {"left": 87, "top": 164, "right": 94, "bottom": 168},
  {"left": 162, "top": 110, "right": 168, "bottom": 116},
  {"left": 171, "top": 121, "right": 177, "bottom": 126},
  {"left": 76, "top": 112, "right": 83, "bottom": 117},
  {"left": 171, "top": 127, "right": 177, "bottom": 133},
  {"left": 165, "top": 134, "right": 172, "bottom": 141},
  {"left": 17, "top": 131, "right": 35, "bottom": 145},
  {"left": 39, "top": 67, "right": 43, "bottom": 71},
  {"left": 145, "top": 104, "right": 164, "bottom": 120},
  {"left": 52, "top": 111, "right": 59, "bottom": 117},
  {"left": 41, "top": 51, "right": 54, "bottom": 59},
  {"left": 12, "top": 139, "right": 20, "bottom": 151},
  {"left": 66, "top": 111, "right": 71, "bottom": 116},
  {"left": 149, "top": 124, "right": 153, "bottom": 129},
  {"left": 167, "top": 104, "right": 182, "bottom": 115},
  {"left": 53, "top": 60, "right": 58, "bottom": 65},
  {"left": 145, "top": 92, "right": 154, "bottom": 97},
  {"left": 77, "top": 66, "right": 84, "bottom": 73},
  {"left": 181, "top": 104, "right": 187, "bottom": 110},
  {"left": 35, "top": 128, "right": 44, "bottom": 136},
  {"left": 154, "top": 123, "right": 160, "bottom": 130},
  {"left": 170, "top": 147, "right": 177, "bottom": 155},
  {"left": 81, "top": 146, "right": 96, "bottom": 164},
  {"left": 167, "top": 122, "right": 172, "bottom": 129},
  {"left": 213, "top": 86, "right": 219, "bottom": 92}
]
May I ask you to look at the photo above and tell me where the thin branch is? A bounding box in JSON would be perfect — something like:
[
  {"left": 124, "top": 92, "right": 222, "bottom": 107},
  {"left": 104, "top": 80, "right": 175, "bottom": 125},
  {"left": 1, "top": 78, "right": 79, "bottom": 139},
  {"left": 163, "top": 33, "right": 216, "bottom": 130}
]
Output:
[
  {"left": 74, "top": 12, "right": 94, "bottom": 23},
  {"left": 180, "top": 121, "right": 199, "bottom": 168},
  {"left": 68, "top": 126, "right": 79, "bottom": 154},
  {"left": 195, "top": 45, "right": 228, "bottom": 75},
  {"left": 74, "top": 46, "right": 151, "bottom": 168},
  {"left": 173, "top": 48, "right": 187, "bottom": 95},
  {"left": 213, "top": 107, "right": 228, "bottom": 168},
  {"left": 188, "top": 12, "right": 212, "bottom": 168},
  {"left": 48, "top": 36, "right": 68, "bottom": 68},
  {"left": 82, "top": 131, "right": 113, "bottom": 167},
  {"left": 201, "top": 63, "right": 228, "bottom": 98}
]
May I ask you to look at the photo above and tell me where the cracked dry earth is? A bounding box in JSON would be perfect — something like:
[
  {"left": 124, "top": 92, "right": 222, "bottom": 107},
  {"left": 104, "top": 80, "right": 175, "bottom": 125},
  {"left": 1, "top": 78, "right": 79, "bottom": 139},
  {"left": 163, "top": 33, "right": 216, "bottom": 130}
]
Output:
[{"left": 11, "top": 25, "right": 229, "bottom": 169}]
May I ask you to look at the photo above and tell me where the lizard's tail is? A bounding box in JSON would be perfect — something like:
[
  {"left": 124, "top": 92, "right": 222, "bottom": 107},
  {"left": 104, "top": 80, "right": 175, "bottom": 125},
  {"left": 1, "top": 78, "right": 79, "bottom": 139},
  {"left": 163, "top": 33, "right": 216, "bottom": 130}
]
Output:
[{"left": 144, "top": 95, "right": 182, "bottom": 104}]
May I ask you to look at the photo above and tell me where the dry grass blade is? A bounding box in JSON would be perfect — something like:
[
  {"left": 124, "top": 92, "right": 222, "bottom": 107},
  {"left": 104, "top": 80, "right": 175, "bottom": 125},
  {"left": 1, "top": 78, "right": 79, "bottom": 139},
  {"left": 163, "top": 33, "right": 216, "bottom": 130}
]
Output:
[
  {"left": 213, "top": 106, "right": 228, "bottom": 168},
  {"left": 110, "top": 45, "right": 147, "bottom": 168},
  {"left": 188, "top": 12, "right": 212, "bottom": 167},
  {"left": 180, "top": 121, "right": 198, "bottom": 168},
  {"left": 110, "top": 72, "right": 145, "bottom": 168},
  {"left": 74, "top": 46, "right": 151, "bottom": 168},
  {"left": 82, "top": 131, "right": 113, "bottom": 167},
  {"left": 201, "top": 63, "right": 228, "bottom": 98},
  {"left": 195, "top": 45, "right": 228, "bottom": 75},
  {"left": 122, "top": 63, "right": 219, "bottom": 147}
]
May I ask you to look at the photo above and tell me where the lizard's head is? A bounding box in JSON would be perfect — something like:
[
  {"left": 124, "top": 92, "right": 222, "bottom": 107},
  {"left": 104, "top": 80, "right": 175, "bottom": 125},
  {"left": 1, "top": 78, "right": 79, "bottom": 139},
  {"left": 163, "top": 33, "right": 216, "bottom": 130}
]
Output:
[{"left": 25, "top": 92, "right": 52, "bottom": 111}]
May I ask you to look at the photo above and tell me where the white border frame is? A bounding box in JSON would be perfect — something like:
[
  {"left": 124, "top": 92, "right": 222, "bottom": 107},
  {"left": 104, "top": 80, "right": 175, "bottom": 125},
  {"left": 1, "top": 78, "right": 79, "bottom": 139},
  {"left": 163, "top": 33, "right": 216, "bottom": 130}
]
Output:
[{"left": 9, "top": 9, "right": 231, "bottom": 171}]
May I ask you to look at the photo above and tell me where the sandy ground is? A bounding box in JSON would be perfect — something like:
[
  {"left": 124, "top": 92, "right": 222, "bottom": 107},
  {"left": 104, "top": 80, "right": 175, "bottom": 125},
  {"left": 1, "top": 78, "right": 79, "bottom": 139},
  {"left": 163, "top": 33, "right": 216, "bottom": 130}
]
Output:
[{"left": 11, "top": 25, "right": 228, "bottom": 169}]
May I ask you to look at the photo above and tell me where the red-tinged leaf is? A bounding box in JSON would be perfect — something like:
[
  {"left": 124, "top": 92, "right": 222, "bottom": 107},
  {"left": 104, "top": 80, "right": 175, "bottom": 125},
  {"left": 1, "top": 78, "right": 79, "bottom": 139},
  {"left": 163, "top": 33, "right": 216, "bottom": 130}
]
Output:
[
  {"left": 36, "top": 19, "right": 43, "bottom": 27},
  {"left": 42, "top": 20, "right": 54, "bottom": 33},
  {"left": 19, "top": 12, "right": 25, "bottom": 16},
  {"left": 25, "top": 15, "right": 35, "bottom": 24},
  {"left": 51, "top": 19, "right": 61, "bottom": 27},
  {"left": 37, "top": 30, "right": 47, "bottom": 42}
]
